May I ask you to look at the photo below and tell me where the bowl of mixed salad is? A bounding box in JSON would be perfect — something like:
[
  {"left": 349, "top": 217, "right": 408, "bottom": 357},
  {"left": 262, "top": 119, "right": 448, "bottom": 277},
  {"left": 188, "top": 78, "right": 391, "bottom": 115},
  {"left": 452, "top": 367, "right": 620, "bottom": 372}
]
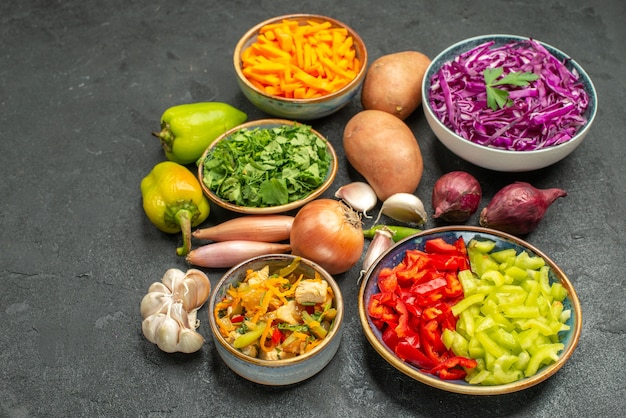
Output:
[
  {"left": 197, "top": 119, "right": 338, "bottom": 214},
  {"left": 208, "top": 254, "right": 344, "bottom": 385},
  {"left": 422, "top": 34, "right": 597, "bottom": 172},
  {"left": 358, "top": 226, "right": 582, "bottom": 395}
]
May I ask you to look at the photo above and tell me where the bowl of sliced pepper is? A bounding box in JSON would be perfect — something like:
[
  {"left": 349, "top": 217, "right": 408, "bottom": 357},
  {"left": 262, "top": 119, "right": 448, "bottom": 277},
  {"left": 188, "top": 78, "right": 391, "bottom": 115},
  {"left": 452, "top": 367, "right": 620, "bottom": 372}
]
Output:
[
  {"left": 197, "top": 119, "right": 338, "bottom": 214},
  {"left": 208, "top": 254, "right": 344, "bottom": 385},
  {"left": 358, "top": 226, "right": 582, "bottom": 395},
  {"left": 233, "top": 14, "right": 367, "bottom": 120}
]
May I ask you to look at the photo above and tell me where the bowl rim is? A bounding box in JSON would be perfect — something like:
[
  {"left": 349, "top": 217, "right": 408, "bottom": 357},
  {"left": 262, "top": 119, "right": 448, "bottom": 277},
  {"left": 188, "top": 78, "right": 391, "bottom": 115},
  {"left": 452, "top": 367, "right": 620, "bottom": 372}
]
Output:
[
  {"left": 421, "top": 33, "right": 598, "bottom": 156},
  {"left": 196, "top": 118, "right": 338, "bottom": 214},
  {"left": 358, "top": 225, "right": 582, "bottom": 395},
  {"left": 233, "top": 13, "right": 368, "bottom": 104},
  {"left": 208, "top": 253, "right": 344, "bottom": 368}
]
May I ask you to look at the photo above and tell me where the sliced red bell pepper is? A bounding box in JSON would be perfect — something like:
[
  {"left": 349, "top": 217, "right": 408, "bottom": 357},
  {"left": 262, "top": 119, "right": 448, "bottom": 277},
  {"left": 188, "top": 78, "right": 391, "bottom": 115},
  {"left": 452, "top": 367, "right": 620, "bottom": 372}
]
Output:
[
  {"left": 394, "top": 299, "right": 410, "bottom": 338},
  {"left": 410, "top": 275, "right": 447, "bottom": 295},
  {"left": 378, "top": 270, "right": 398, "bottom": 293},
  {"left": 382, "top": 326, "right": 400, "bottom": 351},
  {"left": 271, "top": 327, "right": 284, "bottom": 345},
  {"left": 424, "top": 237, "right": 459, "bottom": 254},
  {"left": 366, "top": 236, "right": 477, "bottom": 380},
  {"left": 396, "top": 341, "right": 437, "bottom": 370},
  {"left": 426, "top": 356, "right": 478, "bottom": 380},
  {"left": 443, "top": 271, "right": 464, "bottom": 298}
]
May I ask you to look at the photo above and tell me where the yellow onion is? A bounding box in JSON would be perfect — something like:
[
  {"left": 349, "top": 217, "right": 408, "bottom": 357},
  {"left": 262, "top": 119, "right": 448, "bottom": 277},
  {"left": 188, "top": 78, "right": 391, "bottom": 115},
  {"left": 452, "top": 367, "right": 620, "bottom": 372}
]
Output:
[{"left": 290, "top": 199, "right": 364, "bottom": 275}]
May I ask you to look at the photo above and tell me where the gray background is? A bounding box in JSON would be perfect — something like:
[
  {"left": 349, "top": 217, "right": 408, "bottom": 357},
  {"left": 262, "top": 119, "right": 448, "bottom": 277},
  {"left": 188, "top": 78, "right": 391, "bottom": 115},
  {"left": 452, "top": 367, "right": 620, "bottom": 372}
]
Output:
[{"left": 1, "top": 0, "right": 624, "bottom": 417}]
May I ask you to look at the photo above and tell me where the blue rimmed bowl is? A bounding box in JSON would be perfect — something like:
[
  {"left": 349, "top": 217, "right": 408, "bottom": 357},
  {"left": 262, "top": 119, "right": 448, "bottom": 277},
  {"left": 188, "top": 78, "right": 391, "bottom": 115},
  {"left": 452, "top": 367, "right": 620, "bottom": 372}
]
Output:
[
  {"left": 422, "top": 34, "right": 597, "bottom": 172},
  {"left": 208, "top": 254, "right": 344, "bottom": 386},
  {"left": 358, "top": 226, "right": 582, "bottom": 395}
]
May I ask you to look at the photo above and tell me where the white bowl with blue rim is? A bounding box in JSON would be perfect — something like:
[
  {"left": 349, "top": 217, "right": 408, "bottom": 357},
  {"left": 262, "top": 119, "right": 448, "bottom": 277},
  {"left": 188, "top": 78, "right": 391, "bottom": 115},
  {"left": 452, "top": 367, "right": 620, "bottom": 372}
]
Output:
[{"left": 422, "top": 34, "right": 597, "bottom": 172}]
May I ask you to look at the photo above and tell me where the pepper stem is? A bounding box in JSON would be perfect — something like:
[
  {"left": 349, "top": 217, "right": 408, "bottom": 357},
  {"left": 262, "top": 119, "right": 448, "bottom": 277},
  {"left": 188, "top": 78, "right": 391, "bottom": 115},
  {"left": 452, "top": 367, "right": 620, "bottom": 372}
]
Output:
[
  {"left": 174, "top": 209, "right": 193, "bottom": 256},
  {"left": 152, "top": 124, "right": 175, "bottom": 153}
]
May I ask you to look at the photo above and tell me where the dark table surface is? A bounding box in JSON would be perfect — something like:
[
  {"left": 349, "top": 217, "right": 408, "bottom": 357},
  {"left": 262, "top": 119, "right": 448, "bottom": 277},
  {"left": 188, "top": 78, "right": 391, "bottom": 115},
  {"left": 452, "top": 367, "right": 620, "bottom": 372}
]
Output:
[{"left": 2, "top": 0, "right": 625, "bottom": 417}]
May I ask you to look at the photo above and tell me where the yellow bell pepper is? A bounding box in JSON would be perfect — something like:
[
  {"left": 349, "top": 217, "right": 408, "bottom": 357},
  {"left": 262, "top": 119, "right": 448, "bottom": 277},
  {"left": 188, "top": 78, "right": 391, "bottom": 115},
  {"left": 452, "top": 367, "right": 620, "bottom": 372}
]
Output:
[{"left": 141, "top": 161, "right": 210, "bottom": 256}]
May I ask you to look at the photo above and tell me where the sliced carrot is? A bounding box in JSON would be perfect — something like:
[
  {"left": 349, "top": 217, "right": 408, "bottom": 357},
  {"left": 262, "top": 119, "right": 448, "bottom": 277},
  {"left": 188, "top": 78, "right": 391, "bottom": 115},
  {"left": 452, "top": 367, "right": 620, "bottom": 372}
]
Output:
[{"left": 240, "top": 18, "right": 361, "bottom": 98}]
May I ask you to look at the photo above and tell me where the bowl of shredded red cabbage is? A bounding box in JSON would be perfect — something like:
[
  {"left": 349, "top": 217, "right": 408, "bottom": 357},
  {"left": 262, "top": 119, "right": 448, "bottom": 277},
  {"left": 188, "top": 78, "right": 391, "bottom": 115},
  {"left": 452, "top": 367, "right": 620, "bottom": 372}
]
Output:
[{"left": 422, "top": 35, "right": 597, "bottom": 172}]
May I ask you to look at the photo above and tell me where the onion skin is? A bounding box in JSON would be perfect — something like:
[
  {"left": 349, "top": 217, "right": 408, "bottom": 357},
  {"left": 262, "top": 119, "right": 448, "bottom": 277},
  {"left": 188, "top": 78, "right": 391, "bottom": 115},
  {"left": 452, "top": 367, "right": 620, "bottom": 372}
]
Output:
[
  {"left": 290, "top": 199, "right": 364, "bottom": 275},
  {"left": 186, "top": 241, "right": 291, "bottom": 268},
  {"left": 479, "top": 182, "right": 567, "bottom": 235},
  {"left": 192, "top": 215, "right": 294, "bottom": 242},
  {"left": 432, "top": 171, "right": 482, "bottom": 223}
]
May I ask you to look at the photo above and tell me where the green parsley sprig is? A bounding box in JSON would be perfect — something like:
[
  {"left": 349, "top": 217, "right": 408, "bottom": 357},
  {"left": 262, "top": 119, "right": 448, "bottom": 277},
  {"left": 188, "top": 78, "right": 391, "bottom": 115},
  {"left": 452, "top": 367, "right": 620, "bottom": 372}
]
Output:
[{"left": 484, "top": 67, "right": 539, "bottom": 110}]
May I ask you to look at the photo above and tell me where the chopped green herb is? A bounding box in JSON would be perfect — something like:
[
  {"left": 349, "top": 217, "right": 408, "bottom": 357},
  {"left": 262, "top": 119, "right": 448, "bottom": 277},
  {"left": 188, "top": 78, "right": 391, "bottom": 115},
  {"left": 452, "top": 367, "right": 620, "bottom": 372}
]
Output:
[
  {"left": 201, "top": 124, "right": 332, "bottom": 207},
  {"left": 484, "top": 67, "right": 539, "bottom": 110}
]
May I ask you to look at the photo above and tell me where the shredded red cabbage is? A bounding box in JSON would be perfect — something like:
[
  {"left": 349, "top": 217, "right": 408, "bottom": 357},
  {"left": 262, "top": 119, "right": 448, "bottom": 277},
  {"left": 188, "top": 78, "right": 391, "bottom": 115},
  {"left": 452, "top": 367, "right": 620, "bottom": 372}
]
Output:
[{"left": 428, "top": 39, "right": 589, "bottom": 151}]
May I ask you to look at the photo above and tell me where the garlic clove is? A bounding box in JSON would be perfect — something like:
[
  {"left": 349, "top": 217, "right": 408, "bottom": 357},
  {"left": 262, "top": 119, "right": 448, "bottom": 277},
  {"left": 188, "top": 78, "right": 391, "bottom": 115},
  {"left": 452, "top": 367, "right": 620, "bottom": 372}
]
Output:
[
  {"left": 155, "top": 315, "right": 182, "bottom": 353},
  {"left": 140, "top": 291, "right": 171, "bottom": 319},
  {"left": 173, "top": 269, "right": 211, "bottom": 313},
  {"left": 142, "top": 313, "right": 167, "bottom": 344},
  {"left": 178, "top": 328, "right": 205, "bottom": 353},
  {"left": 169, "top": 302, "right": 191, "bottom": 328},
  {"left": 147, "top": 281, "right": 170, "bottom": 294},
  {"left": 335, "top": 181, "right": 378, "bottom": 218},
  {"left": 374, "top": 193, "right": 428, "bottom": 225},
  {"left": 361, "top": 227, "right": 395, "bottom": 278},
  {"left": 161, "top": 268, "right": 186, "bottom": 292}
]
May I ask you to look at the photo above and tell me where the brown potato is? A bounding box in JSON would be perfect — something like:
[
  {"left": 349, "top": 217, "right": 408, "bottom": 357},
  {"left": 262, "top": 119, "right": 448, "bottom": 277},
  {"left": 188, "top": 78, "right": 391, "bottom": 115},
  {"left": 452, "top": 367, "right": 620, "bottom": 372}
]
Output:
[
  {"left": 361, "top": 51, "right": 431, "bottom": 120},
  {"left": 343, "top": 110, "right": 423, "bottom": 201}
]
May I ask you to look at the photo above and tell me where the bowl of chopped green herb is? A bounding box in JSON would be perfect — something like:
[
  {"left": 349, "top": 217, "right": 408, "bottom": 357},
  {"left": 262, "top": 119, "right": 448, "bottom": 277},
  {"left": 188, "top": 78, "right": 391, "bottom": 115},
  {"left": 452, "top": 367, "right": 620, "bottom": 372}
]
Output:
[
  {"left": 422, "top": 34, "right": 597, "bottom": 172},
  {"left": 197, "top": 119, "right": 338, "bottom": 214}
]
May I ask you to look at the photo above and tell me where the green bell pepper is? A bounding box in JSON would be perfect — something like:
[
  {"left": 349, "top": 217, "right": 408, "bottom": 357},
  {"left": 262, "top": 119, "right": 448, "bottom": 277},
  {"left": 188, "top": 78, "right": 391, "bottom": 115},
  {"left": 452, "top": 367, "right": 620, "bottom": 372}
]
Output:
[
  {"left": 152, "top": 102, "right": 247, "bottom": 165},
  {"left": 140, "top": 161, "right": 210, "bottom": 256}
]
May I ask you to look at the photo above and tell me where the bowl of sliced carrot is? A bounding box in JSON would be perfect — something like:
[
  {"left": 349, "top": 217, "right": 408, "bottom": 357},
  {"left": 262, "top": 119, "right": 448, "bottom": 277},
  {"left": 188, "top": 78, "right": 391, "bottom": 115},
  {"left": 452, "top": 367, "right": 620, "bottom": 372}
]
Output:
[{"left": 234, "top": 14, "right": 368, "bottom": 121}]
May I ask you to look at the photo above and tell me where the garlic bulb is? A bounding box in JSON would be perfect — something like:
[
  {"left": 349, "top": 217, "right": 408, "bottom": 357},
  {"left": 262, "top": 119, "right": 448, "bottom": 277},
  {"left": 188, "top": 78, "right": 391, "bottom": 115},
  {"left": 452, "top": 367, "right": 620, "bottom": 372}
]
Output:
[{"left": 140, "top": 268, "right": 211, "bottom": 353}]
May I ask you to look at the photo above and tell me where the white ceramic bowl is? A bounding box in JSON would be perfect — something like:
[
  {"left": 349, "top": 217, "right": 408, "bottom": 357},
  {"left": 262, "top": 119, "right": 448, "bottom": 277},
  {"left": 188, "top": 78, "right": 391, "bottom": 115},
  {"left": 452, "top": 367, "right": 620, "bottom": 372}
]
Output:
[
  {"left": 422, "top": 34, "right": 597, "bottom": 172},
  {"left": 234, "top": 14, "right": 368, "bottom": 121},
  {"left": 208, "top": 254, "right": 344, "bottom": 385},
  {"left": 359, "top": 226, "right": 582, "bottom": 395},
  {"left": 197, "top": 119, "right": 338, "bottom": 214}
]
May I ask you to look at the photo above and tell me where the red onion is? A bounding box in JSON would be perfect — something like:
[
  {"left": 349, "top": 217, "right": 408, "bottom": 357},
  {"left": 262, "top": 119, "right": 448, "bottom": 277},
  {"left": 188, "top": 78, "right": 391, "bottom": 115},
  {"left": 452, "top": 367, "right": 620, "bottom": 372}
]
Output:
[
  {"left": 479, "top": 182, "right": 567, "bottom": 235},
  {"left": 432, "top": 171, "right": 482, "bottom": 222}
]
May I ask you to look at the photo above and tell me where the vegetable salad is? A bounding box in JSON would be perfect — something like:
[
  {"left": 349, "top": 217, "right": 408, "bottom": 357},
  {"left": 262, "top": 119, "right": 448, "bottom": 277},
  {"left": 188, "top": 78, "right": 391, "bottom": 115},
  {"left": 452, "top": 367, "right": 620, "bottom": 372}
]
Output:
[
  {"left": 214, "top": 259, "right": 338, "bottom": 360},
  {"left": 368, "top": 237, "right": 571, "bottom": 385}
]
